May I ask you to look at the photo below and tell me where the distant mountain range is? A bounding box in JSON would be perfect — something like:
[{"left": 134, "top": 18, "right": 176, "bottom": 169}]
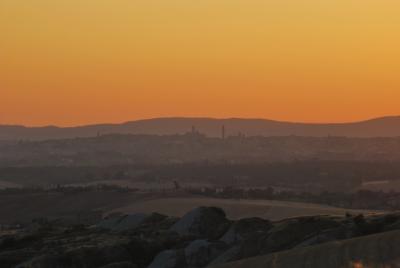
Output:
[{"left": 1, "top": 116, "right": 400, "bottom": 140}]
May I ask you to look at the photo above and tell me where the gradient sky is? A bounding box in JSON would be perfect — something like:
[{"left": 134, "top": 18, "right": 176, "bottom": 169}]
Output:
[{"left": 1, "top": 0, "right": 400, "bottom": 126}]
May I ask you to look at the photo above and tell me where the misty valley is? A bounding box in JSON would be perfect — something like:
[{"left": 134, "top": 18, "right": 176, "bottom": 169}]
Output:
[{"left": 1, "top": 132, "right": 400, "bottom": 267}]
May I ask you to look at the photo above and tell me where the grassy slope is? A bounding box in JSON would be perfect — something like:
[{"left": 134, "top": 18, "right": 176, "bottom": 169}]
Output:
[{"left": 210, "top": 230, "right": 400, "bottom": 268}]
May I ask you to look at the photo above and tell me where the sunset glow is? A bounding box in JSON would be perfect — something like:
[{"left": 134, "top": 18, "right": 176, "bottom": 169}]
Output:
[{"left": 1, "top": 0, "right": 400, "bottom": 126}]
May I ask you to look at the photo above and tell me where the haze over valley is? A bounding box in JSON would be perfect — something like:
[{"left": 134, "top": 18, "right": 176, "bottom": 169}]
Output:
[{"left": 2, "top": 116, "right": 400, "bottom": 141}]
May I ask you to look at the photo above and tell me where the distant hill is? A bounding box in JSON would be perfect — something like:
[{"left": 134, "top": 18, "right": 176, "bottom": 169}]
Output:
[{"left": 1, "top": 116, "right": 400, "bottom": 140}]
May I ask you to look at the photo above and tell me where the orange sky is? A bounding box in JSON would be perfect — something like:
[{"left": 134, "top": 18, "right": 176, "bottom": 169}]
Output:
[{"left": 1, "top": 0, "right": 400, "bottom": 126}]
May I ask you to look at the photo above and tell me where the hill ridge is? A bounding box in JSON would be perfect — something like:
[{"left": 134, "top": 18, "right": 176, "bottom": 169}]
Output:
[{"left": 1, "top": 116, "right": 400, "bottom": 140}]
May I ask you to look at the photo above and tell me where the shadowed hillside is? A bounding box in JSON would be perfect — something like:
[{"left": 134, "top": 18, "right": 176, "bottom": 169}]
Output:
[
  {"left": 211, "top": 230, "right": 400, "bottom": 268},
  {"left": 1, "top": 205, "right": 398, "bottom": 268},
  {"left": 2, "top": 116, "right": 400, "bottom": 140}
]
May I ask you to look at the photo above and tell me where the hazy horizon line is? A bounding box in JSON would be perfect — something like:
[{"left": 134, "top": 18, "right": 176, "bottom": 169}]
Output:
[{"left": 1, "top": 114, "right": 400, "bottom": 129}]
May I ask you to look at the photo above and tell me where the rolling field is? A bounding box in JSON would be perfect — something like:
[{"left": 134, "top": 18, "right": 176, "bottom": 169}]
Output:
[
  {"left": 0, "top": 191, "right": 379, "bottom": 225},
  {"left": 111, "top": 196, "right": 379, "bottom": 221}
]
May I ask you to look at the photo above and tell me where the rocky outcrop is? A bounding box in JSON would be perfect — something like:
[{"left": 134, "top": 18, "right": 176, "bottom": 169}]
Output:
[
  {"left": 97, "top": 213, "right": 148, "bottom": 232},
  {"left": 184, "top": 240, "right": 227, "bottom": 267},
  {"left": 17, "top": 244, "right": 134, "bottom": 268},
  {"left": 148, "top": 250, "right": 186, "bottom": 268},
  {"left": 220, "top": 217, "right": 272, "bottom": 245},
  {"left": 208, "top": 246, "right": 241, "bottom": 266},
  {"left": 3, "top": 208, "right": 400, "bottom": 268},
  {"left": 170, "top": 207, "right": 230, "bottom": 239},
  {"left": 100, "top": 262, "right": 137, "bottom": 268},
  {"left": 147, "top": 240, "right": 228, "bottom": 268}
]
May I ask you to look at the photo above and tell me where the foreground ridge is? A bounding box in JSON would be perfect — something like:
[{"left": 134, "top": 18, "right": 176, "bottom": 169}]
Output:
[
  {"left": 210, "top": 230, "right": 400, "bottom": 268},
  {"left": 2, "top": 206, "right": 400, "bottom": 268}
]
